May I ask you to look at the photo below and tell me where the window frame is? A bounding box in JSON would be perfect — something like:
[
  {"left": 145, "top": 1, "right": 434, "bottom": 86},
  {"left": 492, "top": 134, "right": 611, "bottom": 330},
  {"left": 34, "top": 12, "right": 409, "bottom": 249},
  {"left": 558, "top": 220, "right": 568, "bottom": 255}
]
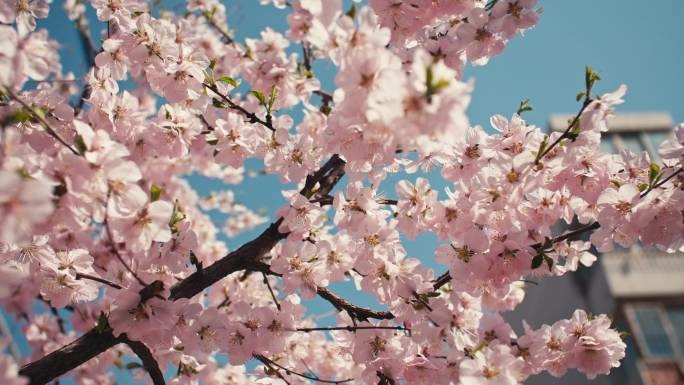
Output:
[{"left": 625, "top": 302, "right": 684, "bottom": 362}]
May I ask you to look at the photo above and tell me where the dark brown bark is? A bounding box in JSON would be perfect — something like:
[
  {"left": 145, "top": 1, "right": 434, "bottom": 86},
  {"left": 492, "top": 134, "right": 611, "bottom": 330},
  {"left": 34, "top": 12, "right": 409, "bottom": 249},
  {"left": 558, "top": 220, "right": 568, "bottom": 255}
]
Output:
[
  {"left": 316, "top": 287, "right": 394, "bottom": 321},
  {"left": 20, "top": 329, "right": 121, "bottom": 385},
  {"left": 123, "top": 337, "right": 166, "bottom": 385}
]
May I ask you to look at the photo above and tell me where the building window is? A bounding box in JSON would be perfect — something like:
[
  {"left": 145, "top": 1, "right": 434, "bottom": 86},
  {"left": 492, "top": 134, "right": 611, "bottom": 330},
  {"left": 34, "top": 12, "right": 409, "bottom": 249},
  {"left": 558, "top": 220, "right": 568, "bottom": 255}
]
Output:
[
  {"left": 632, "top": 306, "right": 677, "bottom": 357},
  {"left": 626, "top": 303, "right": 684, "bottom": 385},
  {"left": 626, "top": 303, "right": 684, "bottom": 359}
]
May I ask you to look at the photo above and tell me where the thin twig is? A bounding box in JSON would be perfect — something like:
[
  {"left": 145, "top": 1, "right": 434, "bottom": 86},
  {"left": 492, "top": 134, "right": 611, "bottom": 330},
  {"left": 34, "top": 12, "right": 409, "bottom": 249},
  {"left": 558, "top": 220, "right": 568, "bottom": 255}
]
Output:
[
  {"left": 377, "top": 371, "right": 396, "bottom": 385},
  {"left": 73, "top": 11, "right": 97, "bottom": 115},
  {"left": 377, "top": 198, "right": 398, "bottom": 205},
  {"left": 37, "top": 296, "right": 67, "bottom": 334},
  {"left": 204, "top": 14, "right": 234, "bottom": 44},
  {"left": 4, "top": 88, "right": 79, "bottom": 155},
  {"left": 255, "top": 354, "right": 292, "bottom": 385},
  {"left": 641, "top": 167, "right": 683, "bottom": 197},
  {"left": 203, "top": 82, "right": 275, "bottom": 131},
  {"left": 301, "top": 42, "right": 313, "bottom": 74},
  {"left": 0, "top": 312, "right": 20, "bottom": 361},
  {"left": 316, "top": 287, "right": 394, "bottom": 321},
  {"left": 433, "top": 166, "right": 684, "bottom": 289},
  {"left": 261, "top": 272, "right": 281, "bottom": 311},
  {"left": 75, "top": 272, "right": 123, "bottom": 290},
  {"left": 122, "top": 337, "right": 166, "bottom": 385},
  {"left": 75, "top": 15, "right": 96, "bottom": 68},
  {"left": 104, "top": 192, "right": 146, "bottom": 286},
  {"left": 49, "top": 306, "right": 66, "bottom": 334},
  {"left": 254, "top": 354, "right": 353, "bottom": 384},
  {"left": 295, "top": 325, "right": 408, "bottom": 332},
  {"left": 535, "top": 98, "right": 592, "bottom": 164}
]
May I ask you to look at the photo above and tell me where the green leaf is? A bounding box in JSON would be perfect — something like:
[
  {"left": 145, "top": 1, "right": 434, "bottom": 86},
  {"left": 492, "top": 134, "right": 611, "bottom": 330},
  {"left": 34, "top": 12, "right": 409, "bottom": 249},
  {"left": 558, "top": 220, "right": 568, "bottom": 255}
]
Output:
[
  {"left": 268, "top": 84, "right": 278, "bottom": 112},
  {"left": 14, "top": 108, "right": 32, "bottom": 123},
  {"left": 169, "top": 200, "right": 186, "bottom": 234},
  {"left": 212, "top": 98, "right": 226, "bottom": 108},
  {"left": 516, "top": 99, "right": 533, "bottom": 115},
  {"left": 638, "top": 183, "right": 648, "bottom": 192},
  {"left": 345, "top": 4, "right": 357, "bottom": 18},
  {"left": 434, "top": 79, "right": 450, "bottom": 92},
  {"left": 424, "top": 65, "right": 450, "bottom": 100},
  {"left": 584, "top": 65, "right": 601, "bottom": 96},
  {"left": 544, "top": 255, "right": 554, "bottom": 272},
  {"left": 74, "top": 134, "right": 88, "bottom": 155},
  {"left": 250, "top": 90, "right": 267, "bottom": 106},
  {"left": 34, "top": 106, "right": 49, "bottom": 120},
  {"left": 218, "top": 76, "right": 238, "bottom": 87},
  {"left": 320, "top": 104, "right": 332, "bottom": 115},
  {"left": 576, "top": 92, "right": 586, "bottom": 102},
  {"left": 566, "top": 119, "right": 581, "bottom": 142},
  {"left": 96, "top": 312, "right": 110, "bottom": 334},
  {"left": 150, "top": 184, "right": 162, "bottom": 202},
  {"left": 531, "top": 253, "right": 544, "bottom": 269},
  {"left": 190, "top": 251, "right": 203, "bottom": 272},
  {"left": 648, "top": 163, "right": 661, "bottom": 184},
  {"left": 536, "top": 136, "right": 548, "bottom": 160},
  {"left": 126, "top": 362, "right": 143, "bottom": 370},
  {"left": 208, "top": 58, "right": 217, "bottom": 71},
  {"left": 206, "top": 138, "right": 219, "bottom": 146}
]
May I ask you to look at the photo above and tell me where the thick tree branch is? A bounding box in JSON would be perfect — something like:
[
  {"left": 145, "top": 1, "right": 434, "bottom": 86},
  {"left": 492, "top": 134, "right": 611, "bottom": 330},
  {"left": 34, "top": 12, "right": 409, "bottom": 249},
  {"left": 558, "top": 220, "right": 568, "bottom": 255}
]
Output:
[{"left": 20, "top": 328, "right": 121, "bottom": 385}]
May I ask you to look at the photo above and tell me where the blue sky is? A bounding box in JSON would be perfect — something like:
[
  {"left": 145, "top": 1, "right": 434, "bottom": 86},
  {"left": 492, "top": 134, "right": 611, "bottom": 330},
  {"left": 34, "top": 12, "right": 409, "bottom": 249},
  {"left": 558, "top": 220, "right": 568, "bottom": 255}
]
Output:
[{"left": 5, "top": 0, "right": 684, "bottom": 383}]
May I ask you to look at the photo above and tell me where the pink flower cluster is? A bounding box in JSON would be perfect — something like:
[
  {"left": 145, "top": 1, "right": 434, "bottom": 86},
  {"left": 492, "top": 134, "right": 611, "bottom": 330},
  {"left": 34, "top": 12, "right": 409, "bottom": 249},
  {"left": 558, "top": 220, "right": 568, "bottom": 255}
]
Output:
[{"left": 0, "top": 0, "right": 680, "bottom": 384}]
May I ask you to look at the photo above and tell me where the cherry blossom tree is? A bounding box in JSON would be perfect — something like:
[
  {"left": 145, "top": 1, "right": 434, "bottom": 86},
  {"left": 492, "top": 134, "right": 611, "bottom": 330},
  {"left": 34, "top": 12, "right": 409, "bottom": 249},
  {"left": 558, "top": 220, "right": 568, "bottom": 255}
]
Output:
[{"left": 0, "top": 0, "right": 682, "bottom": 384}]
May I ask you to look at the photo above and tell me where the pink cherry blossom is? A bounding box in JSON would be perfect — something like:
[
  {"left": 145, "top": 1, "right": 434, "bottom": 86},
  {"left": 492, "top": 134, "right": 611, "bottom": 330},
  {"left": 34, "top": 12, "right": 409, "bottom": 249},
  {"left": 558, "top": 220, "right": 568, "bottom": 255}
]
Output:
[{"left": 0, "top": 2, "right": 674, "bottom": 385}]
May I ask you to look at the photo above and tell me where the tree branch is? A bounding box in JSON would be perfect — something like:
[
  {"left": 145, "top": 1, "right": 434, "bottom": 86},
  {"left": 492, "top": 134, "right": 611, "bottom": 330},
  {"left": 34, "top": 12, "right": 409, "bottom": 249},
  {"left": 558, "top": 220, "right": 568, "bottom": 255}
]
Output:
[
  {"left": 254, "top": 354, "right": 353, "bottom": 384},
  {"left": 104, "top": 192, "right": 146, "bottom": 287},
  {"left": 20, "top": 328, "right": 121, "bottom": 385},
  {"left": 262, "top": 272, "right": 281, "bottom": 311},
  {"left": 295, "top": 325, "right": 408, "bottom": 332},
  {"left": 122, "top": 337, "right": 166, "bottom": 385},
  {"left": 75, "top": 272, "right": 123, "bottom": 290},
  {"left": 316, "top": 287, "right": 394, "bottom": 321},
  {"left": 3, "top": 88, "right": 79, "bottom": 155},
  {"left": 203, "top": 82, "right": 275, "bottom": 131},
  {"left": 432, "top": 166, "right": 684, "bottom": 290},
  {"left": 377, "top": 371, "right": 396, "bottom": 385},
  {"left": 20, "top": 154, "right": 347, "bottom": 385},
  {"left": 203, "top": 13, "right": 234, "bottom": 44}
]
